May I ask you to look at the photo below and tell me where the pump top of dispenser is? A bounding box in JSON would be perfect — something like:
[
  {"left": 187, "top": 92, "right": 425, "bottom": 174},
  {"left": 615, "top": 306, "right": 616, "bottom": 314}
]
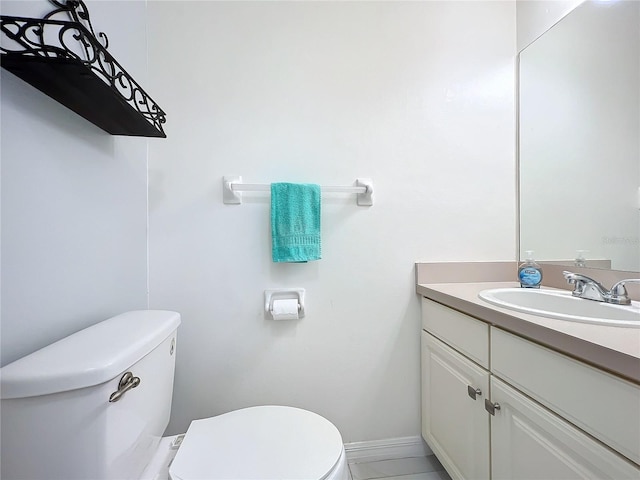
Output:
[
  {"left": 575, "top": 250, "right": 588, "bottom": 267},
  {"left": 518, "top": 250, "right": 542, "bottom": 288}
]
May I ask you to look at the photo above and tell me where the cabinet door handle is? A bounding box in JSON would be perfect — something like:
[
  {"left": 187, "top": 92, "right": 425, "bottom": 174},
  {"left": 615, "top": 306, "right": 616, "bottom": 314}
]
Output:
[
  {"left": 484, "top": 399, "right": 501, "bottom": 416},
  {"left": 467, "top": 385, "right": 482, "bottom": 400}
]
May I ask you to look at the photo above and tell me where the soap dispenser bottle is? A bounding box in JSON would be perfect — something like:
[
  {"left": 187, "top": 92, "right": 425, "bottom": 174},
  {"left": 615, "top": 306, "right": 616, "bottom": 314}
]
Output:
[
  {"left": 575, "top": 250, "right": 588, "bottom": 267},
  {"left": 518, "top": 250, "right": 542, "bottom": 288}
]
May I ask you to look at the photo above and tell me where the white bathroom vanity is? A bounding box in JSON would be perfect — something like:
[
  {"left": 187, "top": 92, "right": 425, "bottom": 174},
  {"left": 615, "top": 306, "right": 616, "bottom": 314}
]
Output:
[{"left": 416, "top": 265, "right": 640, "bottom": 480}]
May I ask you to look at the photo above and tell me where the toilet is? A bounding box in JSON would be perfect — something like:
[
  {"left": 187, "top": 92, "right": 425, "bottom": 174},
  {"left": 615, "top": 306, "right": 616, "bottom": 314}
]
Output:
[{"left": 0, "top": 311, "right": 348, "bottom": 480}]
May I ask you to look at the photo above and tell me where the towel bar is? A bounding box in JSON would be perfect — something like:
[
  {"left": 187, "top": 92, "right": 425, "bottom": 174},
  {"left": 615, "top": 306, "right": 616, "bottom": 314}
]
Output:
[{"left": 222, "top": 176, "right": 373, "bottom": 206}]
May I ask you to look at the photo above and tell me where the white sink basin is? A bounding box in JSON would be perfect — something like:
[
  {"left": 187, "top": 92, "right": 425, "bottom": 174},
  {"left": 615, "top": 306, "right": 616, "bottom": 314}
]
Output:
[{"left": 478, "top": 288, "right": 640, "bottom": 328}]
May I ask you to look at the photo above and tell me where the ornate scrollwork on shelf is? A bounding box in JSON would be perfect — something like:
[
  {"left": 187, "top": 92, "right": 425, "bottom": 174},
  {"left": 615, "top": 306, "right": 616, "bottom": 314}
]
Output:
[{"left": 1, "top": 0, "right": 166, "bottom": 137}]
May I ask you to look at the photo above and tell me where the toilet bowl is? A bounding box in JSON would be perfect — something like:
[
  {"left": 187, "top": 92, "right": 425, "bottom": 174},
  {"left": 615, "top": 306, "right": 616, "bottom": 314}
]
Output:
[
  {"left": 0, "top": 311, "right": 347, "bottom": 480},
  {"left": 166, "top": 406, "right": 347, "bottom": 480}
]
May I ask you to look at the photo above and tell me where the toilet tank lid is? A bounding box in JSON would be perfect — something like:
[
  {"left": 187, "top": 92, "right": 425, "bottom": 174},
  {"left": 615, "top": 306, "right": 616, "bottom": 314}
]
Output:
[{"left": 1, "top": 310, "right": 181, "bottom": 400}]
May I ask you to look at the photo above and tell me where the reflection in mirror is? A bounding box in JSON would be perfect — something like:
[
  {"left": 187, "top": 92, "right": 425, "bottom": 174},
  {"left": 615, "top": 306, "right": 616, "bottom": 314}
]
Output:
[{"left": 519, "top": 0, "right": 639, "bottom": 272}]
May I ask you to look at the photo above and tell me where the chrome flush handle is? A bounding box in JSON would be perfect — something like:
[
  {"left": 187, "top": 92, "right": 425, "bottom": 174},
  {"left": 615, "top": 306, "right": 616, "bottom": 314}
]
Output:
[{"left": 109, "top": 371, "right": 140, "bottom": 403}]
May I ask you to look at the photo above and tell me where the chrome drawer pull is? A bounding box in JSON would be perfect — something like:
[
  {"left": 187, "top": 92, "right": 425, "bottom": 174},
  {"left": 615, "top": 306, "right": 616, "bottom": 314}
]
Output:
[
  {"left": 467, "top": 385, "right": 482, "bottom": 400},
  {"left": 484, "top": 399, "right": 501, "bottom": 416}
]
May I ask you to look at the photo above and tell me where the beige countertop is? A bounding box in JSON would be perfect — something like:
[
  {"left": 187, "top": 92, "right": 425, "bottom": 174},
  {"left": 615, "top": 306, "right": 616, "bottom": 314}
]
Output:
[{"left": 417, "top": 281, "right": 640, "bottom": 384}]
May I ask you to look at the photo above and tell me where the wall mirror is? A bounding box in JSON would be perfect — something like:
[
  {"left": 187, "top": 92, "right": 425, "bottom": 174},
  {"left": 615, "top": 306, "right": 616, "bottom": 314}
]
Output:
[{"left": 519, "top": 0, "right": 639, "bottom": 272}]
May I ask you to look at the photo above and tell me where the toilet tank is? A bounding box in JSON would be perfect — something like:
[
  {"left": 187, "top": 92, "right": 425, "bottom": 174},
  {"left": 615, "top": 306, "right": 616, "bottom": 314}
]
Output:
[{"left": 1, "top": 310, "right": 181, "bottom": 480}]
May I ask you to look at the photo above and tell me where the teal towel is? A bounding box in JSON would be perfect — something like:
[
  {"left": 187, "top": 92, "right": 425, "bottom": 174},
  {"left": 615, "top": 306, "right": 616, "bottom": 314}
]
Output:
[{"left": 271, "top": 183, "right": 321, "bottom": 262}]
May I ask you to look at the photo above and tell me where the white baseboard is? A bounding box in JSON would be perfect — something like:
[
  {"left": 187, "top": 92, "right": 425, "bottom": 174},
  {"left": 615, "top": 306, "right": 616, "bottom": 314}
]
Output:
[{"left": 344, "top": 435, "right": 433, "bottom": 464}]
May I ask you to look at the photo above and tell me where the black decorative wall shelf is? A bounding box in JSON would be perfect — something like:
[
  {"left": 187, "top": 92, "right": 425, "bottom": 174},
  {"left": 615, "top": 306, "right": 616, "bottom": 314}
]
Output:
[{"left": 0, "top": 0, "right": 166, "bottom": 138}]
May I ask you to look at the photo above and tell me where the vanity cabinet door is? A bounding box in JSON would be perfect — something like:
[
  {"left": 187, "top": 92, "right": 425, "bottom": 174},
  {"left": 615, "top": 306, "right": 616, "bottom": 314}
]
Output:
[
  {"left": 421, "top": 331, "right": 490, "bottom": 480},
  {"left": 489, "top": 376, "right": 640, "bottom": 480}
]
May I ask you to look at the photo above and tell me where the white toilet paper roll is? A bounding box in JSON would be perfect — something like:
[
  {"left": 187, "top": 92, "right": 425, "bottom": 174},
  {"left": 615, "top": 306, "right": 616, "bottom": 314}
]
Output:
[{"left": 271, "top": 298, "right": 300, "bottom": 320}]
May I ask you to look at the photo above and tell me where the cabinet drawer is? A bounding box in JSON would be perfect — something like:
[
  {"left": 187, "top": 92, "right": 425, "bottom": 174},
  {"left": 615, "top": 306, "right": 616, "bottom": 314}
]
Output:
[
  {"left": 491, "top": 327, "right": 640, "bottom": 465},
  {"left": 422, "top": 297, "right": 489, "bottom": 368}
]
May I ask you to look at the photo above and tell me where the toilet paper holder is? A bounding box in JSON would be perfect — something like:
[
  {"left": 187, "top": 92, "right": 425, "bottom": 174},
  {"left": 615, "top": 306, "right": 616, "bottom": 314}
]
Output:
[{"left": 264, "top": 289, "right": 305, "bottom": 319}]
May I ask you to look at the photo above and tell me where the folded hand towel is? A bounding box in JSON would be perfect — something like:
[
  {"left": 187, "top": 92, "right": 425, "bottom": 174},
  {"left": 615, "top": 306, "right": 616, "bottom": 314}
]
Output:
[{"left": 271, "top": 182, "right": 321, "bottom": 262}]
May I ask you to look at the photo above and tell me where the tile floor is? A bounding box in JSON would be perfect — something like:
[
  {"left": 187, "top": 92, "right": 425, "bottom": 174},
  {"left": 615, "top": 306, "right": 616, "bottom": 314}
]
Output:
[{"left": 348, "top": 454, "right": 452, "bottom": 480}]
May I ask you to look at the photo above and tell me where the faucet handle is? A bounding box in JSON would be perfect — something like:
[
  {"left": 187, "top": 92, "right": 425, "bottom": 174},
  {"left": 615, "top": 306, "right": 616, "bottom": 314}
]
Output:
[
  {"left": 562, "top": 271, "right": 608, "bottom": 301},
  {"left": 563, "top": 271, "right": 589, "bottom": 297},
  {"left": 562, "top": 271, "right": 605, "bottom": 288},
  {"left": 607, "top": 279, "right": 640, "bottom": 306},
  {"left": 562, "top": 271, "right": 592, "bottom": 288}
]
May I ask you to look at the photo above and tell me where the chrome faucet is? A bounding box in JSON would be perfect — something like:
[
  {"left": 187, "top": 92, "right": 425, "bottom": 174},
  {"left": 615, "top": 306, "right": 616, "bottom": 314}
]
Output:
[{"left": 563, "top": 271, "right": 640, "bottom": 305}]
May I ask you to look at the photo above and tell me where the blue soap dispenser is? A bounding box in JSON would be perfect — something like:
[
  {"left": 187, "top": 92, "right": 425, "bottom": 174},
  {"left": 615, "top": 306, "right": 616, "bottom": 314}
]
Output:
[{"left": 518, "top": 250, "right": 542, "bottom": 288}]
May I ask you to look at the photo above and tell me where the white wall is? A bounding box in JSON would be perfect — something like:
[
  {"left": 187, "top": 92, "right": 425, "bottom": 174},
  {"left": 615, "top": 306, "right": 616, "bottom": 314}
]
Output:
[
  {"left": 0, "top": 0, "right": 149, "bottom": 366},
  {"left": 147, "top": 1, "right": 516, "bottom": 442},
  {"left": 516, "top": 0, "right": 584, "bottom": 51}
]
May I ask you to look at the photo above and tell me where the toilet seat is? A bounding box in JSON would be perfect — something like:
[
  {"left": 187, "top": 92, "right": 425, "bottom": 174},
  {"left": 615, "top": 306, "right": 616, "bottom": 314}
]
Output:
[{"left": 169, "top": 405, "right": 346, "bottom": 480}]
